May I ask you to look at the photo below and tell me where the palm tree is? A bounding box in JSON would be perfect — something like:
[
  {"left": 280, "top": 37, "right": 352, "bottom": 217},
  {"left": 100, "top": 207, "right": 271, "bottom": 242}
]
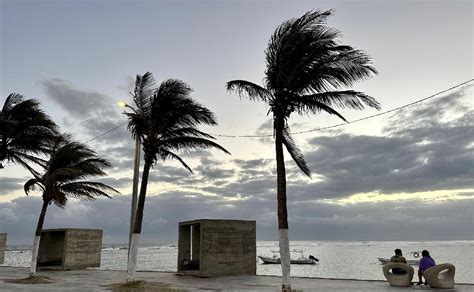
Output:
[
  {"left": 226, "top": 10, "right": 380, "bottom": 291},
  {"left": 24, "top": 136, "right": 118, "bottom": 276},
  {"left": 125, "top": 72, "right": 229, "bottom": 282},
  {"left": 1, "top": 93, "right": 58, "bottom": 173}
]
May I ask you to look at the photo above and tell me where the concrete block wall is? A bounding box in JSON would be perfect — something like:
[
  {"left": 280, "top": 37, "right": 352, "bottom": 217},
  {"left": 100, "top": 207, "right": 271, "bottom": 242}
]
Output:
[
  {"left": 178, "top": 219, "right": 256, "bottom": 277},
  {"left": 38, "top": 229, "right": 102, "bottom": 270},
  {"left": 63, "top": 229, "right": 102, "bottom": 269},
  {"left": 0, "top": 233, "right": 6, "bottom": 264}
]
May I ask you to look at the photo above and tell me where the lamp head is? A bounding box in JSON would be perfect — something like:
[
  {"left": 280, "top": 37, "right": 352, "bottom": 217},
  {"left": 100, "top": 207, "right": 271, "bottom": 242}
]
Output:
[{"left": 118, "top": 101, "right": 128, "bottom": 108}]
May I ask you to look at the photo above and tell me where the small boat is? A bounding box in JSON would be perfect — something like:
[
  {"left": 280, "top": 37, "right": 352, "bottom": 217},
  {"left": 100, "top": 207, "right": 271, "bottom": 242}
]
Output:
[
  {"left": 378, "top": 252, "right": 421, "bottom": 266},
  {"left": 259, "top": 250, "right": 319, "bottom": 265},
  {"left": 377, "top": 257, "right": 420, "bottom": 265}
]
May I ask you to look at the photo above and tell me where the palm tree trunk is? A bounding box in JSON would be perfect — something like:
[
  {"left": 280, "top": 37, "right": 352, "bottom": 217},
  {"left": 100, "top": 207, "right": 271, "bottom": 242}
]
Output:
[
  {"left": 275, "top": 117, "right": 291, "bottom": 291},
  {"left": 126, "top": 159, "right": 151, "bottom": 282},
  {"left": 128, "top": 138, "right": 141, "bottom": 260},
  {"left": 30, "top": 200, "right": 48, "bottom": 276}
]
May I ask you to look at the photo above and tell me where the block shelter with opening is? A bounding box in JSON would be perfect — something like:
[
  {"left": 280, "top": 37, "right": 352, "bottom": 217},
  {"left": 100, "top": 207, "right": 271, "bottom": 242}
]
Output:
[
  {"left": 36, "top": 228, "right": 102, "bottom": 270},
  {"left": 177, "top": 219, "right": 256, "bottom": 277}
]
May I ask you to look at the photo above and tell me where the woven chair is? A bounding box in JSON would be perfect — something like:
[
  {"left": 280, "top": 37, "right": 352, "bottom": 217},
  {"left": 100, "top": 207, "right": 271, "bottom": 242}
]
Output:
[
  {"left": 382, "top": 262, "right": 414, "bottom": 287},
  {"left": 424, "top": 263, "right": 455, "bottom": 289}
]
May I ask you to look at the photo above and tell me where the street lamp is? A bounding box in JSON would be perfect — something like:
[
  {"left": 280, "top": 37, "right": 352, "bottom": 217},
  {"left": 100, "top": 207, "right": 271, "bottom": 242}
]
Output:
[{"left": 119, "top": 101, "right": 140, "bottom": 258}]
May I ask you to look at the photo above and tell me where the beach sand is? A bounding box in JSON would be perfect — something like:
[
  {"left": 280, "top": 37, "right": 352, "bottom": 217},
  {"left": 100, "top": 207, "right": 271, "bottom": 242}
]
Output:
[{"left": 0, "top": 266, "right": 472, "bottom": 291}]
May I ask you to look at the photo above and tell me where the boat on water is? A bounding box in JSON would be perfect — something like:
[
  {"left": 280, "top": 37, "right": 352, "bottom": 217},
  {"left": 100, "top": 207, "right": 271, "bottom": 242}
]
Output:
[
  {"left": 378, "top": 251, "right": 421, "bottom": 266},
  {"left": 377, "top": 257, "right": 420, "bottom": 265},
  {"left": 259, "top": 250, "right": 319, "bottom": 265}
]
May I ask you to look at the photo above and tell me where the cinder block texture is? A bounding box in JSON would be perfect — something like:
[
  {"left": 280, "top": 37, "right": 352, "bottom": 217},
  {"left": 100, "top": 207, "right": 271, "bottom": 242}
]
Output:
[
  {"left": 177, "top": 219, "right": 256, "bottom": 277},
  {"left": 38, "top": 229, "right": 102, "bottom": 270},
  {"left": 0, "top": 233, "right": 6, "bottom": 264}
]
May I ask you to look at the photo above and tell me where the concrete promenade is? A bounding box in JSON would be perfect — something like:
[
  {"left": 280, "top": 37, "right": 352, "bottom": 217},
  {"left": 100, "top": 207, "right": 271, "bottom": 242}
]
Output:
[{"left": 0, "top": 266, "right": 472, "bottom": 291}]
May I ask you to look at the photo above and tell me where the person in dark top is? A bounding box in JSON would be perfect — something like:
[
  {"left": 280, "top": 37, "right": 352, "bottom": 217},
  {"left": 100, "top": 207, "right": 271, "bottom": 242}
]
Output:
[
  {"left": 390, "top": 248, "right": 408, "bottom": 275},
  {"left": 417, "top": 250, "right": 436, "bottom": 285}
]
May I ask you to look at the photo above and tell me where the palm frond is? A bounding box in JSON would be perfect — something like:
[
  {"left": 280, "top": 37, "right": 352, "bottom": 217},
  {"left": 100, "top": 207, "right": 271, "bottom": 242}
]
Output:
[
  {"left": 1, "top": 93, "right": 24, "bottom": 114},
  {"left": 125, "top": 111, "right": 148, "bottom": 142},
  {"left": 265, "top": 10, "right": 335, "bottom": 90},
  {"left": 24, "top": 178, "right": 43, "bottom": 195},
  {"left": 23, "top": 137, "right": 116, "bottom": 206},
  {"left": 156, "top": 79, "right": 192, "bottom": 100},
  {"left": 125, "top": 74, "right": 229, "bottom": 177},
  {"left": 160, "top": 149, "right": 193, "bottom": 173},
  {"left": 161, "top": 136, "right": 230, "bottom": 156},
  {"left": 162, "top": 127, "right": 214, "bottom": 139},
  {"left": 1, "top": 93, "right": 58, "bottom": 170},
  {"left": 306, "top": 49, "right": 377, "bottom": 91},
  {"left": 298, "top": 90, "right": 381, "bottom": 111},
  {"left": 9, "top": 153, "right": 43, "bottom": 177},
  {"left": 290, "top": 95, "right": 348, "bottom": 121},
  {"left": 52, "top": 190, "right": 68, "bottom": 208},
  {"left": 226, "top": 80, "right": 273, "bottom": 102},
  {"left": 60, "top": 181, "right": 118, "bottom": 200},
  {"left": 133, "top": 72, "right": 156, "bottom": 111},
  {"left": 153, "top": 79, "right": 218, "bottom": 127},
  {"left": 282, "top": 125, "right": 311, "bottom": 177}
]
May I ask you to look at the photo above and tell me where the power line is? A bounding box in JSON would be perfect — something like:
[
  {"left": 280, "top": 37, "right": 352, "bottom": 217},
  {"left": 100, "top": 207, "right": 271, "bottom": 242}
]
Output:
[
  {"left": 212, "top": 79, "right": 473, "bottom": 138},
  {"left": 83, "top": 79, "right": 473, "bottom": 142},
  {"left": 84, "top": 121, "right": 128, "bottom": 144}
]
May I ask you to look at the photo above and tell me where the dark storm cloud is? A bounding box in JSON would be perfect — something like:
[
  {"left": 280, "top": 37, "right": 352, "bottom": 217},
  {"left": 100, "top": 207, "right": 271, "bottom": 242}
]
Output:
[
  {"left": 0, "top": 177, "right": 25, "bottom": 195},
  {"left": 42, "top": 79, "right": 116, "bottom": 117},
  {"left": 200, "top": 178, "right": 275, "bottom": 198},
  {"left": 232, "top": 158, "right": 274, "bottom": 179},
  {"left": 194, "top": 157, "right": 236, "bottom": 180},
  {"left": 286, "top": 198, "right": 474, "bottom": 241},
  {"left": 96, "top": 177, "right": 133, "bottom": 189},
  {"left": 298, "top": 89, "right": 474, "bottom": 199},
  {"left": 2, "top": 87, "right": 472, "bottom": 244},
  {"left": 41, "top": 78, "right": 128, "bottom": 143},
  {"left": 1, "top": 193, "right": 472, "bottom": 244},
  {"left": 148, "top": 165, "right": 197, "bottom": 184}
]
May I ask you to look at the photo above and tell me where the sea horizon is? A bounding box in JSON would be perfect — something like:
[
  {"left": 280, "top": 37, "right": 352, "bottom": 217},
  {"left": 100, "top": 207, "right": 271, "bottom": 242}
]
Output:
[{"left": 3, "top": 239, "right": 473, "bottom": 284}]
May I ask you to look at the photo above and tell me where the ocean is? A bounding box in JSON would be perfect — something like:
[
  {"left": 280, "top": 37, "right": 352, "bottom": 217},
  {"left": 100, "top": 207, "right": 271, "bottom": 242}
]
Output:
[{"left": 3, "top": 240, "right": 473, "bottom": 284}]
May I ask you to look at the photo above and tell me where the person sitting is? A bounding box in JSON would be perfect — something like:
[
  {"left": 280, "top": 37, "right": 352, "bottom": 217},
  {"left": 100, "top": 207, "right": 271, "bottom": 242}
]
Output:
[
  {"left": 417, "top": 250, "right": 436, "bottom": 285},
  {"left": 390, "top": 248, "right": 408, "bottom": 275}
]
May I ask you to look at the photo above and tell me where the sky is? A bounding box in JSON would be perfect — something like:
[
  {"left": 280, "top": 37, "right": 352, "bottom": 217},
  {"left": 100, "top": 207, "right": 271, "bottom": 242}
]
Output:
[{"left": 0, "top": 0, "right": 473, "bottom": 245}]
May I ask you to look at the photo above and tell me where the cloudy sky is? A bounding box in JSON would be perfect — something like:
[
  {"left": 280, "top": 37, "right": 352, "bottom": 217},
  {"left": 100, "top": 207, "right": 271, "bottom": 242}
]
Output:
[{"left": 1, "top": 0, "right": 473, "bottom": 245}]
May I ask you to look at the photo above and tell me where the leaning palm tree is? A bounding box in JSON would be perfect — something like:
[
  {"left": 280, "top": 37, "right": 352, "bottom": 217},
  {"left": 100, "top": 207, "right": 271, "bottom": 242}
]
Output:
[
  {"left": 125, "top": 72, "right": 229, "bottom": 282},
  {"left": 226, "top": 10, "right": 380, "bottom": 291},
  {"left": 0, "top": 93, "right": 58, "bottom": 173},
  {"left": 24, "top": 136, "right": 118, "bottom": 276}
]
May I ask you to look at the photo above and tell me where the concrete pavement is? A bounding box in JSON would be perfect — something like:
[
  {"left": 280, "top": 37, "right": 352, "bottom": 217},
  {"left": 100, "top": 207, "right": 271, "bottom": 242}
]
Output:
[{"left": 0, "top": 266, "right": 472, "bottom": 291}]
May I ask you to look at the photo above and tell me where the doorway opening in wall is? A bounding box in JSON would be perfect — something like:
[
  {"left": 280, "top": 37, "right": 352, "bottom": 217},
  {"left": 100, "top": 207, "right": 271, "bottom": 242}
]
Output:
[
  {"left": 37, "top": 230, "right": 65, "bottom": 267},
  {"left": 180, "top": 223, "right": 200, "bottom": 270}
]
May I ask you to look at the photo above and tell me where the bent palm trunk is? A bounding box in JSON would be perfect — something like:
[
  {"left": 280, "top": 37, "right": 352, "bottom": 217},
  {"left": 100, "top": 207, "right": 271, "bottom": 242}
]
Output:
[
  {"left": 126, "top": 160, "right": 151, "bottom": 282},
  {"left": 30, "top": 200, "right": 49, "bottom": 276},
  {"left": 128, "top": 138, "right": 141, "bottom": 260},
  {"left": 275, "top": 119, "right": 291, "bottom": 291}
]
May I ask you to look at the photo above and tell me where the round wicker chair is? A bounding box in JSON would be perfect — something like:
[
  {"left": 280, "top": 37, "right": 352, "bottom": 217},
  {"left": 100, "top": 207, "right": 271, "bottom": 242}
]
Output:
[
  {"left": 424, "top": 263, "right": 456, "bottom": 289},
  {"left": 382, "top": 262, "right": 414, "bottom": 287}
]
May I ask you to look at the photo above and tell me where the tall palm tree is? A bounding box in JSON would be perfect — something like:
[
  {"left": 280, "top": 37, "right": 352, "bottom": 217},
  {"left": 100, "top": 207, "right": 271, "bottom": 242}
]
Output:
[
  {"left": 125, "top": 72, "right": 229, "bottom": 282},
  {"left": 226, "top": 10, "right": 380, "bottom": 291},
  {"left": 24, "top": 136, "right": 118, "bottom": 276},
  {"left": 0, "top": 93, "right": 58, "bottom": 173}
]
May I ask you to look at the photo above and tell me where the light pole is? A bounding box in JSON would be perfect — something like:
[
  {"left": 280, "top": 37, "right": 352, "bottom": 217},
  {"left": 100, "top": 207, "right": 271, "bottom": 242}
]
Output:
[{"left": 119, "top": 101, "right": 140, "bottom": 258}]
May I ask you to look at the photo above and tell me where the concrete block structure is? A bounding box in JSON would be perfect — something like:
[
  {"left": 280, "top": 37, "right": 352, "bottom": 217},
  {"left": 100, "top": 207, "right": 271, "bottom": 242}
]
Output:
[
  {"left": 0, "top": 233, "right": 6, "bottom": 264},
  {"left": 177, "top": 219, "right": 256, "bottom": 277},
  {"left": 37, "top": 228, "right": 102, "bottom": 270}
]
